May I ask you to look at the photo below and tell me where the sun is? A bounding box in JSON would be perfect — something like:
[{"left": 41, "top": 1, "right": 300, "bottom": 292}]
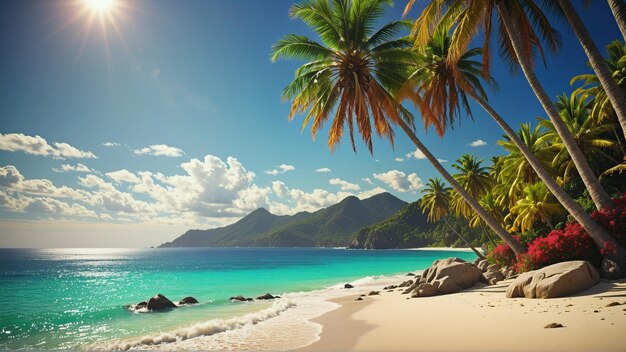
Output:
[{"left": 83, "top": 0, "right": 116, "bottom": 14}]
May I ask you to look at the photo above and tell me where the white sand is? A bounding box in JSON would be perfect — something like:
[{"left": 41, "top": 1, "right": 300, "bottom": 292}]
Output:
[{"left": 303, "top": 279, "right": 626, "bottom": 351}]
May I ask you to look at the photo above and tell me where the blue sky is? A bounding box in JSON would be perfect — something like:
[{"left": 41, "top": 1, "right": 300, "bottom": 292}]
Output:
[{"left": 0, "top": 0, "right": 621, "bottom": 247}]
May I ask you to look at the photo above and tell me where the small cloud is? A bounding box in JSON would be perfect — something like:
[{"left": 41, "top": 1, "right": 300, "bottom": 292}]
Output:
[
  {"left": 406, "top": 148, "right": 426, "bottom": 160},
  {"left": 438, "top": 159, "right": 448, "bottom": 163},
  {"left": 361, "top": 177, "right": 374, "bottom": 185},
  {"left": 329, "top": 178, "right": 360, "bottom": 191},
  {"left": 373, "top": 170, "right": 423, "bottom": 192},
  {"left": 265, "top": 164, "right": 295, "bottom": 175},
  {"left": 315, "top": 167, "right": 332, "bottom": 173},
  {"left": 394, "top": 157, "right": 404, "bottom": 162},
  {"left": 133, "top": 144, "right": 184, "bottom": 157},
  {"left": 106, "top": 169, "right": 140, "bottom": 184},
  {"left": 469, "top": 139, "right": 487, "bottom": 147},
  {"left": 53, "top": 163, "right": 92, "bottom": 173},
  {"left": 0, "top": 133, "right": 96, "bottom": 159},
  {"left": 102, "top": 142, "right": 121, "bottom": 147}
]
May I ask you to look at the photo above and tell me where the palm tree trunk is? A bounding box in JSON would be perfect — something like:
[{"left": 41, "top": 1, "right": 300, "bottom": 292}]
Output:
[
  {"left": 496, "top": 2, "right": 614, "bottom": 211},
  {"left": 470, "top": 94, "right": 618, "bottom": 255},
  {"left": 396, "top": 120, "right": 527, "bottom": 256},
  {"left": 558, "top": 0, "right": 626, "bottom": 139},
  {"left": 608, "top": 0, "right": 626, "bottom": 41},
  {"left": 443, "top": 215, "right": 485, "bottom": 260}
]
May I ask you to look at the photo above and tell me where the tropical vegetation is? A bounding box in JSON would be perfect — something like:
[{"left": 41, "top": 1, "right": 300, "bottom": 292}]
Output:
[{"left": 273, "top": 0, "right": 626, "bottom": 277}]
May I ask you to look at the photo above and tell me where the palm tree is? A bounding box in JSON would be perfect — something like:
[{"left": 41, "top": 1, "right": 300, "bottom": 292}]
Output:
[
  {"left": 403, "top": 0, "right": 614, "bottom": 212},
  {"left": 450, "top": 155, "right": 493, "bottom": 218},
  {"left": 506, "top": 182, "right": 565, "bottom": 232},
  {"left": 398, "top": 25, "right": 617, "bottom": 263},
  {"left": 272, "top": 0, "right": 526, "bottom": 255},
  {"left": 469, "top": 192, "right": 506, "bottom": 232},
  {"left": 556, "top": 0, "right": 626, "bottom": 139},
  {"left": 496, "top": 123, "right": 557, "bottom": 207},
  {"left": 608, "top": 0, "right": 626, "bottom": 41},
  {"left": 420, "top": 178, "right": 485, "bottom": 259},
  {"left": 539, "top": 93, "right": 620, "bottom": 180}
]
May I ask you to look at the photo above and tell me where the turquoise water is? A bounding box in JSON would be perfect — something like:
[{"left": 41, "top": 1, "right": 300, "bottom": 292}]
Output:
[{"left": 0, "top": 248, "right": 477, "bottom": 349}]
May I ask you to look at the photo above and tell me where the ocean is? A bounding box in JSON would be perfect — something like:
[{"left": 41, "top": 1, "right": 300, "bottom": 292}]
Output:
[{"left": 0, "top": 248, "right": 477, "bottom": 350}]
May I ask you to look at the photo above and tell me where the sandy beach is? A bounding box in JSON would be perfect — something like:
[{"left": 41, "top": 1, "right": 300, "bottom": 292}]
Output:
[{"left": 303, "top": 278, "right": 626, "bottom": 351}]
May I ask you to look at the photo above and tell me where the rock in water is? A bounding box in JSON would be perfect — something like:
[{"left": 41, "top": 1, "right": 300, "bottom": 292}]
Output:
[
  {"left": 256, "top": 293, "right": 278, "bottom": 300},
  {"left": 179, "top": 297, "right": 199, "bottom": 305},
  {"left": 147, "top": 294, "right": 177, "bottom": 311},
  {"left": 229, "top": 295, "right": 253, "bottom": 302},
  {"left": 506, "top": 261, "right": 600, "bottom": 299},
  {"left": 344, "top": 283, "right": 354, "bottom": 289}
]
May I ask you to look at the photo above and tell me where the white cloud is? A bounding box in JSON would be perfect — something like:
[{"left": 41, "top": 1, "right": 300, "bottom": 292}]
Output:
[
  {"left": 102, "top": 142, "right": 121, "bottom": 147},
  {"left": 406, "top": 148, "right": 427, "bottom": 160},
  {"left": 53, "top": 163, "right": 92, "bottom": 173},
  {"left": 133, "top": 144, "right": 184, "bottom": 157},
  {"left": 0, "top": 165, "right": 90, "bottom": 201},
  {"left": 272, "top": 181, "right": 288, "bottom": 197},
  {"left": 373, "top": 170, "right": 423, "bottom": 192},
  {"left": 0, "top": 133, "right": 96, "bottom": 159},
  {"left": 265, "top": 164, "right": 295, "bottom": 175},
  {"left": 329, "top": 178, "right": 360, "bottom": 191},
  {"left": 438, "top": 159, "right": 448, "bottom": 163},
  {"left": 315, "top": 167, "right": 332, "bottom": 173},
  {"left": 469, "top": 139, "right": 487, "bottom": 147},
  {"left": 106, "top": 169, "right": 140, "bottom": 184},
  {"left": 357, "top": 187, "right": 387, "bottom": 199},
  {"left": 394, "top": 157, "right": 404, "bottom": 162},
  {"left": 361, "top": 177, "right": 374, "bottom": 185}
]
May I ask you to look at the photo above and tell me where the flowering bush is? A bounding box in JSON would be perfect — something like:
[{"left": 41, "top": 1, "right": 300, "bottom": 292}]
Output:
[
  {"left": 524, "top": 222, "right": 601, "bottom": 270},
  {"left": 487, "top": 237, "right": 520, "bottom": 268},
  {"left": 591, "top": 193, "right": 626, "bottom": 247}
]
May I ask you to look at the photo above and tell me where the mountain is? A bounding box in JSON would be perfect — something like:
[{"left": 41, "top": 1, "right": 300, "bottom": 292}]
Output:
[
  {"left": 159, "top": 192, "right": 407, "bottom": 248},
  {"left": 349, "top": 201, "right": 488, "bottom": 249}
]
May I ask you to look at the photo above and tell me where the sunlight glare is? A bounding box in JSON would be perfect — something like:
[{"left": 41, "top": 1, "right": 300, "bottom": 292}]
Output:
[{"left": 84, "top": 0, "right": 116, "bottom": 14}]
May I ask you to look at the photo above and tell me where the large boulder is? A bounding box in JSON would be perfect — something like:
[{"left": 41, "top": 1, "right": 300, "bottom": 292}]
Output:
[
  {"left": 506, "top": 261, "right": 600, "bottom": 299},
  {"left": 423, "top": 258, "right": 485, "bottom": 289},
  {"left": 147, "top": 294, "right": 177, "bottom": 311},
  {"left": 432, "top": 276, "right": 461, "bottom": 295},
  {"left": 179, "top": 297, "right": 199, "bottom": 305},
  {"left": 484, "top": 270, "right": 505, "bottom": 285},
  {"left": 477, "top": 260, "right": 490, "bottom": 271},
  {"left": 411, "top": 283, "right": 437, "bottom": 298}
]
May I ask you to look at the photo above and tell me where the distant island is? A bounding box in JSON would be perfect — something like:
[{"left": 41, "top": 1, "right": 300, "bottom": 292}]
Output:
[{"left": 160, "top": 192, "right": 487, "bottom": 249}]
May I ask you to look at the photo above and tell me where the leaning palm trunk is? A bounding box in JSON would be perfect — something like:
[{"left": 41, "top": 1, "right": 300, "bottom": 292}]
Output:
[
  {"left": 396, "top": 120, "right": 526, "bottom": 256},
  {"left": 443, "top": 216, "right": 485, "bottom": 260},
  {"left": 559, "top": 0, "right": 626, "bottom": 139},
  {"left": 496, "top": 3, "right": 614, "bottom": 212},
  {"left": 469, "top": 93, "right": 617, "bottom": 254},
  {"left": 608, "top": 0, "right": 626, "bottom": 41}
]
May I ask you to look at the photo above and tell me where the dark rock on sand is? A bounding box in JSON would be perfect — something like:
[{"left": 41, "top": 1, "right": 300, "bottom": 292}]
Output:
[
  {"left": 355, "top": 297, "right": 364, "bottom": 301},
  {"left": 230, "top": 295, "right": 253, "bottom": 302},
  {"left": 432, "top": 276, "right": 461, "bottom": 295},
  {"left": 383, "top": 285, "right": 398, "bottom": 290},
  {"left": 483, "top": 269, "right": 505, "bottom": 285},
  {"left": 506, "top": 261, "right": 600, "bottom": 299},
  {"left": 606, "top": 302, "right": 622, "bottom": 307},
  {"left": 398, "top": 280, "right": 413, "bottom": 288},
  {"left": 544, "top": 323, "right": 564, "bottom": 328},
  {"left": 147, "top": 294, "right": 177, "bottom": 311},
  {"left": 179, "top": 297, "right": 199, "bottom": 305},
  {"left": 344, "top": 283, "right": 354, "bottom": 289},
  {"left": 368, "top": 291, "right": 380, "bottom": 296},
  {"left": 407, "top": 272, "right": 415, "bottom": 276}
]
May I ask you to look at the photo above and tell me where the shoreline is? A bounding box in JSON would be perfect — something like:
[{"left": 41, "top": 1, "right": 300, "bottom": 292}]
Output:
[{"left": 302, "top": 279, "right": 626, "bottom": 351}]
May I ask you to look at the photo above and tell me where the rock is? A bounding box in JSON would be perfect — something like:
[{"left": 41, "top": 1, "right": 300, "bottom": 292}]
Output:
[
  {"left": 256, "top": 293, "right": 278, "bottom": 300},
  {"left": 423, "top": 257, "right": 485, "bottom": 290},
  {"left": 506, "top": 261, "right": 600, "bottom": 299},
  {"left": 383, "top": 285, "right": 398, "bottom": 290},
  {"left": 355, "top": 297, "right": 363, "bottom": 301},
  {"left": 411, "top": 283, "right": 437, "bottom": 298},
  {"left": 606, "top": 302, "right": 622, "bottom": 307},
  {"left": 229, "top": 295, "right": 253, "bottom": 302},
  {"left": 544, "top": 323, "right": 564, "bottom": 328},
  {"left": 486, "top": 264, "right": 500, "bottom": 272},
  {"left": 432, "top": 276, "right": 461, "bottom": 295},
  {"left": 178, "top": 297, "right": 199, "bottom": 305},
  {"left": 407, "top": 272, "right": 415, "bottom": 276},
  {"left": 368, "top": 291, "right": 380, "bottom": 296},
  {"left": 344, "top": 283, "right": 354, "bottom": 289},
  {"left": 477, "top": 260, "right": 490, "bottom": 271},
  {"left": 402, "top": 283, "right": 419, "bottom": 294},
  {"left": 398, "top": 280, "right": 414, "bottom": 288},
  {"left": 147, "top": 294, "right": 177, "bottom": 311},
  {"left": 134, "top": 301, "right": 148, "bottom": 309},
  {"left": 484, "top": 270, "right": 505, "bottom": 285}
]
